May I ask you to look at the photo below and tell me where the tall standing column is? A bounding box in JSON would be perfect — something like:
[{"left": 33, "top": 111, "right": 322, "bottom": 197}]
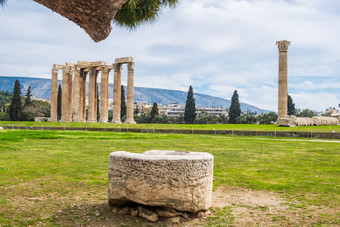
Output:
[
  {"left": 67, "top": 67, "right": 74, "bottom": 122},
  {"left": 276, "top": 40, "right": 291, "bottom": 120},
  {"left": 72, "top": 67, "right": 81, "bottom": 122},
  {"left": 61, "top": 66, "right": 70, "bottom": 122},
  {"left": 99, "top": 66, "right": 109, "bottom": 123},
  {"left": 112, "top": 64, "right": 122, "bottom": 123},
  {"left": 50, "top": 65, "right": 59, "bottom": 122},
  {"left": 87, "top": 68, "right": 96, "bottom": 122},
  {"left": 94, "top": 71, "right": 99, "bottom": 122},
  {"left": 125, "top": 62, "right": 136, "bottom": 124}
]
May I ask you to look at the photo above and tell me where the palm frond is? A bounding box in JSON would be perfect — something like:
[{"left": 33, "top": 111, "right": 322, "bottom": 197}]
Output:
[{"left": 114, "top": 0, "right": 179, "bottom": 29}]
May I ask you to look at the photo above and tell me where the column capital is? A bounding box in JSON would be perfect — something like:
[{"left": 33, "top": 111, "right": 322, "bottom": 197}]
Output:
[
  {"left": 63, "top": 66, "right": 71, "bottom": 73},
  {"left": 114, "top": 63, "right": 123, "bottom": 72},
  {"left": 101, "top": 65, "right": 109, "bottom": 73},
  {"left": 128, "top": 62, "right": 135, "bottom": 71},
  {"left": 69, "top": 66, "right": 75, "bottom": 75},
  {"left": 276, "top": 40, "right": 291, "bottom": 52},
  {"left": 74, "top": 66, "right": 81, "bottom": 72},
  {"left": 52, "top": 68, "right": 59, "bottom": 74}
]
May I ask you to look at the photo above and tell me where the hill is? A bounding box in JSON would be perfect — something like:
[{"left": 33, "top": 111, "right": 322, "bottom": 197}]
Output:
[{"left": 0, "top": 76, "right": 271, "bottom": 113}]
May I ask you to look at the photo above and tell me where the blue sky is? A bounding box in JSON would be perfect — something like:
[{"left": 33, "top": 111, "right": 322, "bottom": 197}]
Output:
[{"left": 0, "top": 0, "right": 339, "bottom": 111}]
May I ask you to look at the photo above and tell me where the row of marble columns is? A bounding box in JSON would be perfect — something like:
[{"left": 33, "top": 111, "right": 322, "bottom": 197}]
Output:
[{"left": 50, "top": 59, "right": 135, "bottom": 124}]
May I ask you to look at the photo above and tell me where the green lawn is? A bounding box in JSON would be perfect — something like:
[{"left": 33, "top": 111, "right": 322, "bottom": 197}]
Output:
[
  {"left": 0, "top": 130, "right": 339, "bottom": 226},
  {"left": 1, "top": 121, "right": 340, "bottom": 132}
]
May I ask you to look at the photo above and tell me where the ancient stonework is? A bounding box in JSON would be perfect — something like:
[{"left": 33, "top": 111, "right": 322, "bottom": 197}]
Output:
[
  {"left": 276, "top": 40, "right": 291, "bottom": 124},
  {"left": 108, "top": 150, "right": 214, "bottom": 212},
  {"left": 50, "top": 58, "right": 135, "bottom": 124},
  {"left": 34, "top": 0, "right": 129, "bottom": 42},
  {"left": 277, "top": 116, "right": 339, "bottom": 127}
]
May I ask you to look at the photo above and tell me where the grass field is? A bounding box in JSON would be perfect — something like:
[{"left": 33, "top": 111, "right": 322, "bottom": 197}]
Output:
[
  {"left": 0, "top": 129, "right": 339, "bottom": 226},
  {"left": 1, "top": 121, "right": 340, "bottom": 132}
]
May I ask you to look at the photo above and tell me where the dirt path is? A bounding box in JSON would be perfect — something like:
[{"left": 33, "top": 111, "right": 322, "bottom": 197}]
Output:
[{"left": 1, "top": 181, "right": 338, "bottom": 226}]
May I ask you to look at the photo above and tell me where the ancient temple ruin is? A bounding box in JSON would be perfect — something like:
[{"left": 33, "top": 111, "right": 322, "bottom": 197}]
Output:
[
  {"left": 275, "top": 41, "right": 339, "bottom": 126},
  {"left": 50, "top": 57, "right": 135, "bottom": 124}
]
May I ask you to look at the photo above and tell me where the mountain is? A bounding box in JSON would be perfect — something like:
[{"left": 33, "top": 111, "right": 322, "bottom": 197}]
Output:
[{"left": 0, "top": 76, "right": 272, "bottom": 113}]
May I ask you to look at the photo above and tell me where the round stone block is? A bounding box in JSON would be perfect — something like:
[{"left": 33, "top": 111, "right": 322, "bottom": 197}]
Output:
[{"left": 108, "top": 150, "right": 213, "bottom": 212}]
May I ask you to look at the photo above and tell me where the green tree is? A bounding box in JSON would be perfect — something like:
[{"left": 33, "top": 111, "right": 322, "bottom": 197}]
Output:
[
  {"left": 235, "top": 114, "right": 257, "bottom": 124},
  {"left": 228, "top": 90, "right": 241, "bottom": 124},
  {"left": 25, "top": 86, "right": 32, "bottom": 106},
  {"left": 9, "top": 80, "right": 23, "bottom": 121},
  {"left": 296, "top": 108, "right": 317, "bottom": 118},
  {"left": 184, "top": 85, "right": 196, "bottom": 124},
  {"left": 150, "top": 102, "right": 159, "bottom": 122},
  {"left": 121, "top": 85, "right": 127, "bottom": 119},
  {"left": 287, "top": 94, "right": 296, "bottom": 116},
  {"left": 258, "top": 112, "right": 278, "bottom": 125},
  {"left": 152, "top": 114, "right": 169, "bottom": 124},
  {"left": 57, "top": 85, "right": 62, "bottom": 120}
]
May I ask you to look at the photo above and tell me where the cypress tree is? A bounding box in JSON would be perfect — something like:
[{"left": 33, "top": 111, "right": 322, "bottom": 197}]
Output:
[
  {"left": 228, "top": 90, "right": 241, "bottom": 124},
  {"left": 121, "top": 85, "right": 127, "bottom": 119},
  {"left": 9, "top": 80, "right": 23, "bottom": 121},
  {"left": 287, "top": 94, "right": 296, "bottom": 116},
  {"left": 184, "top": 85, "right": 196, "bottom": 124},
  {"left": 24, "top": 85, "right": 32, "bottom": 106},
  {"left": 150, "top": 102, "right": 159, "bottom": 122},
  {"left": 57, "top": 85, "right": 62, "bottom": 120}
]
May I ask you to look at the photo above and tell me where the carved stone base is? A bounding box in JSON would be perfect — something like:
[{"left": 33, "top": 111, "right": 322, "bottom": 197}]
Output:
[{"left": 108, "top": 150, "right": 213, "bottom": 212}]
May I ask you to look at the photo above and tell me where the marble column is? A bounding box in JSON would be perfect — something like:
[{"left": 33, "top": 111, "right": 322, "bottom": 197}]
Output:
[
  {"left": 112, "top": 64, "right": 122, "bottom": 123},
  {"left": 94, "top": 70, "right": 99, "bottom": 122},
  {"left": 276, "top": 40, "right": 290, "bottom": 119},
  {"left": 79, "top": 70, "right": 87, "bottom": 122},
  {"left": 87, "top": 68, "right": 96, "bottom": 122},
  {"left": 99, "top": 66, "right": 109, "bottom": 123},
  {"left": 125, "top": 62, "right": 136, "bottom": 124},
  {"left": 61, "top": 66, "right": 70, "bottom": 122},
  {"left": 72, "top": 67, "right": 81, "bottom": 122},
  {"left": 50, "top": 66, "right": 59, "bottom": 122},
  {"left": 67, "top": 67, "right": 74, "bottom": 122}
]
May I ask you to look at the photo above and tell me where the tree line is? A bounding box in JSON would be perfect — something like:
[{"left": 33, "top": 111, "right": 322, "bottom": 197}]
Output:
[
  {"left": 0, "top": 80, "right": 50, "bottom": 121},
  {"left": 0, "top": 80, "right": 321, "bottom": 124}
]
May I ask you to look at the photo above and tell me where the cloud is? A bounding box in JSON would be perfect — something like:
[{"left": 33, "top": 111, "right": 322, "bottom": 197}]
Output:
[{"left": 0, "top": 0, "right": 339, "bottom": 111}]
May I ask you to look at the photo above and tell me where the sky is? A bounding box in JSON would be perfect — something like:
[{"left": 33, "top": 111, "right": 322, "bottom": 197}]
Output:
[{"left": 0, "top": 0, "right": 339, "bottom": 112}]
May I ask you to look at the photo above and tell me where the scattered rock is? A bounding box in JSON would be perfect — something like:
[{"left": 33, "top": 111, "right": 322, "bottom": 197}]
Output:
[
  {"left": 118, "top": 207, "right": 130, "bottom": 216},
  {"left": 156, "top": 208, "right": 183, "bottom": 217},
  {"left": 197, "top": 210, "right": 211, "bottom": 217},
  {"left": 138, "top": 206, "right": 158, "bottom": 222},
  {"left": 165, "top": 216, "right": 181, "bottom": 224},
  {"left": 181, "top": 212, "right": 189, "bottom": 219},
  {"left": 130, "top": 208, "right": 138, "bottom": 217},
  {"left": 111, "top": 206, "right": 120, "bottom": 213}
]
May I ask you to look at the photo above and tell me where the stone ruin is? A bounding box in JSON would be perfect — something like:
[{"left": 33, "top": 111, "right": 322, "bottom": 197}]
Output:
[
  {"left": 50, "top": 57, "right": 135, "bottom": 124},
  {"left": 289, "top": 116, "right": 339, "bottom": 127},
  {"left": 108, "top": 150, "right": 214, "bottom": 223},
  {"left": 275, "top": 41, "right": 339, "bottom": 127}
]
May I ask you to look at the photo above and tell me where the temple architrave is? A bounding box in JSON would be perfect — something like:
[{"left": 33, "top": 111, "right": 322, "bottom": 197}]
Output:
[
  {"left": 276, "top": 40, "right": 291, "bottom": 126},
  {"left": 50, "top": 57, "right": 135, "bottom": 124}
]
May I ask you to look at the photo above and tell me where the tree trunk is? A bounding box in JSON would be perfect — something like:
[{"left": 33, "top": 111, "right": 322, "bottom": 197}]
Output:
[{"left": 34, "top": 0, "right": 128, "bottom": 42}]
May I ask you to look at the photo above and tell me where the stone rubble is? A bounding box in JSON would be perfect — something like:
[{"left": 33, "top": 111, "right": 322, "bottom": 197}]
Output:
[{"left": 112, "top": 204, "right": 210, "bottom": 223}]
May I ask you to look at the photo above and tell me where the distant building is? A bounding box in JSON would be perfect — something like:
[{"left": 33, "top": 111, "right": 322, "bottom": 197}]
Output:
[
  {"left": 196, "top": 107, "right": 228, "bottom": 117},
  {"left": 166, "top": 103, "right": 185, "bottom": 117}
]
